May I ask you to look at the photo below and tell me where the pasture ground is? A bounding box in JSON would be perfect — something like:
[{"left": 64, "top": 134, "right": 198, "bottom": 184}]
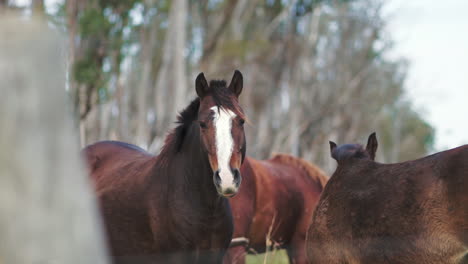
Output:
[{"left": 246, "top": 249, "right": 289, "bottom": 264}]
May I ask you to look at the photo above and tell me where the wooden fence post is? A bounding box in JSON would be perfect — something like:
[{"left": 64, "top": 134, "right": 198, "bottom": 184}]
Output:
[{"left": 0, "top": 15, "right": 109, "bottom": 264}]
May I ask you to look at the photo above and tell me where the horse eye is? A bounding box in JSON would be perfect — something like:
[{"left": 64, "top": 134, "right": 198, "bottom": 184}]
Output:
[
  {"left": 239, "top": 119, "right": 245, "bottom": 126},
  {"left": 199, "top": 121, "right": 207, "bottom": 129}
]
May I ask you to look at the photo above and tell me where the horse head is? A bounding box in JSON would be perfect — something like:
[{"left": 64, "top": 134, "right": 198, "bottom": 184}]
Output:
[
  {"left": 195, "top": 70, "right": 246, "bottom": 197},
  {"left": 329, "top": 132, "right": 378, "bottom": 162}
]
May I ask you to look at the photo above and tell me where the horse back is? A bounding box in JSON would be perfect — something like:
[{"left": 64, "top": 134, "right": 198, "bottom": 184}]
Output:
[
  {"left": 82, "top": 141, "right": 155, "bottom": 195},
  {"left": 438, "top": 145, "right": 468, "bottom": 245},
  {"left": 414, "top": 145, "right": 468, "bottom": 241},
  {"left": 269, "top": 153, "right": 328, "bottom": 192}
]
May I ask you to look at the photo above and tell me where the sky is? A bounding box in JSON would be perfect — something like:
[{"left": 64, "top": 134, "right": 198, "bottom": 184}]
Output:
[{"left": 385, "top": 0, "right": 468, "bottom": 151}]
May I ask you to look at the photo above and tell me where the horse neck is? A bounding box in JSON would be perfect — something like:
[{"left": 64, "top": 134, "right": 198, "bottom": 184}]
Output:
[
  {"left": 333, "top": 159, "right": 376, "bottom": 181},
  {"left": 165, "top": 123, "right": 222, "bottom": 207},
  {"left": 240, "top": 157, "right": 256, "bottom": 186}
]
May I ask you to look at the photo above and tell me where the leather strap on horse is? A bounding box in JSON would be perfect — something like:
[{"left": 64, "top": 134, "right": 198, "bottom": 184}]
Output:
[{"left": 229, "top": 237, "right": 250, "bottom": 248}]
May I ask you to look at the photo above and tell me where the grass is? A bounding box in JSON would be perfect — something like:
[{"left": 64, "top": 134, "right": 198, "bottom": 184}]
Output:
[
  {"left": 245, "top": 249, "right": 289, "bottom": 264},
  {"left": 244, "top": 214, "right": 291, "bottom": 264},
  {"left": 245, "top": 213, "right": 290, "bottom": 264}
]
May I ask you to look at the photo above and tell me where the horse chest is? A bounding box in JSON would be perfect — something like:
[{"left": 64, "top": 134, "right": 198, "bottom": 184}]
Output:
[{"left": 150, "top": 198, "right": 232, "bottom": 250}]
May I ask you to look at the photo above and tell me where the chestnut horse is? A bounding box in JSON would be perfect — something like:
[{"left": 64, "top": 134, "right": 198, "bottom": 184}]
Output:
[
  {"left": 83, "top": 71, "right": 247, "bottom": 264},
  {"left": 307, "top": 133, "right": 468, "bottom": 264},
  {"left": 224, "top": 154, "right": 328, "bottom": 264}
]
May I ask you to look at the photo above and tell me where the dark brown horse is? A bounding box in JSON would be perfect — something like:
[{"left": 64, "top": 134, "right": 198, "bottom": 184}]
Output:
[
  {"left": 83, "top": 71, "right": 247, "bottom": 264},
  {"left": 224, "top": 154, "right": 328, "bottom": 264},
  {"left": 307, "top": 133, "right": 468, "bottom": 264}
]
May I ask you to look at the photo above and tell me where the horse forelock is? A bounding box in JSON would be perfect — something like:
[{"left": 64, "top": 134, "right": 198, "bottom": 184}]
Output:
[
  {"left": 209, "top": 81, "right": 245, "bottom": 120},
  {"left": 209, "top": 80, "right": 227, "bottom": 88}
]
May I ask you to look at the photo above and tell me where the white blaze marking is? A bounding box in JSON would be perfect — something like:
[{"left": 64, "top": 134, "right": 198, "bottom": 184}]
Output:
[{"left": 211, "top": 106, "right": 236, "bottom": 189}]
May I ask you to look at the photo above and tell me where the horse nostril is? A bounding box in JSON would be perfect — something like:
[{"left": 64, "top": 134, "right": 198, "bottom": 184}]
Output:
[
  {"left": 232, "top": 169, "right": 241, "bottom": 186},
  {"left": 214, "top": 170, "right": 221, "bottom": 185}
]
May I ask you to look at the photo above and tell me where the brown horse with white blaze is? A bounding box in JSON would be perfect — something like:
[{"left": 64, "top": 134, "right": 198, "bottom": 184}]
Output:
[
  {"left": 83, "top": 71, "right": 247, "bottom": 263},
  {"left": 307, "top": 133, "right": 468, "bottom": 264},
  {"left": 224, "top": 154, "right": 328, "bottom": 264}
]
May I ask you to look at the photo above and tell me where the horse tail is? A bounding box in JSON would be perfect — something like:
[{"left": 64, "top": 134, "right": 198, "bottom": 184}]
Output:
[{"left": 270, "top": 153, "right": 328, "bottom": 192}]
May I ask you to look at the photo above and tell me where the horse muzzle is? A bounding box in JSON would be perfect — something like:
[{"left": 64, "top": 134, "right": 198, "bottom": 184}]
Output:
[{"left": 214, "top": 168, "right": 241, "bottom": 197}]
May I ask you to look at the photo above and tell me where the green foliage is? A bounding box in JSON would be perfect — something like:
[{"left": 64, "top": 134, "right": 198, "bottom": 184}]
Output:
[
  {"left": 378, "top": 101, "right": 435, "bottom": 162},
  {"left": 295, "top": 0, "right": 326, "bottom": 16},
  {"left": 71, "top": 0, "right": 144, "bottom": 103},
  {"left": 155, "top": 0, "right": 170, "bottom": 13},
  {"left": 98, "top": 0, "right": 140, "bottom": 9},
  {"left": 401, "top": 107, "right": 435, "bottom": 153},
  {"left": 79, "top": 8, "right": 111, "bottom": 37},
  {"left": 73, "top": 58, "right": 101, "bottom": 85},
  {"left": 220, "top": 38, "right": 269, "bottom": 60}
]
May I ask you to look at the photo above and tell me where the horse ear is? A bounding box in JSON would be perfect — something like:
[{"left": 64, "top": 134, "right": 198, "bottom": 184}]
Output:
[
  {"left": 366, "top": 132, "right": 378, "bottom": 161},
  {"left": 228, "top": 70, "right": 243, "bottom": 97},
  {"left": 329, "top": 141, "right": 337, "bottom": 160},
  {"left": 196, "top": 72, "right": 209, "bottom": 98}
]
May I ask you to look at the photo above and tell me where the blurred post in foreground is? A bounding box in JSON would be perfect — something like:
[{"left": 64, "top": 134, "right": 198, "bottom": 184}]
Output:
[{"left": 0, "top": 15, "right": 109, "bottom": 264}]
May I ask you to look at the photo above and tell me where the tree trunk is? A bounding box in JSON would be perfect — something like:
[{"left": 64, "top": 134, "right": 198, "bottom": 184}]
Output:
[
  {"left": 66, "top": 0, "right": 82, "bottom": 143},
  {"left": 32, "top": 0, "right": 44, "bottom": 16},
  {"left": 151, "top": 0, "right": 187, "bottom": 152},
  {"left": 136, "top": 12, "right": 159, "bottom": 149},
  {"left": 172, "top": 0, "right": 188, "bottom": 119},
  {"left": 0, "top": 16, "right": 109, "bottom": 264}
]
